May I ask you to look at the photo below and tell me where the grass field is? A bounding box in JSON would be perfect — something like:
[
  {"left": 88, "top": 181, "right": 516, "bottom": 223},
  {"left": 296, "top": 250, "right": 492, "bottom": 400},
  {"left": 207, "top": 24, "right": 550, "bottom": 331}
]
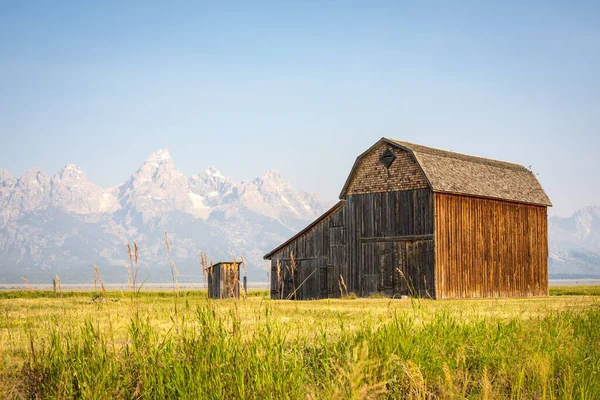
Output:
[{"left": 1, "top": 287, "right": 599, "bottom": 399}]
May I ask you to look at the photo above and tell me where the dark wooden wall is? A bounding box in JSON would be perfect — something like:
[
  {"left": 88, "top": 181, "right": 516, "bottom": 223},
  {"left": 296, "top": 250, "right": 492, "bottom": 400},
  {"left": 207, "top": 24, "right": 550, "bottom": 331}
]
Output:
[
  {"left": 269, "top": 205, "right": 347, "bottom": 300},
  {"left": 270, "top": 188, "right": 436, "bottom": 299},
  {"left": 346, "top": 189, "right": 435, "bottom": 297},
  {"left": 434, "top": 193, "right": 548, "bottom": 298}
]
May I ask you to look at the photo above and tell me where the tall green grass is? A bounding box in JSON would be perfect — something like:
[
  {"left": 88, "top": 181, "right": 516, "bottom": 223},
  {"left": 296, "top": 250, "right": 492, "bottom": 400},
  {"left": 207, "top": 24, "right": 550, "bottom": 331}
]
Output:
[{"left": 16, "top": 299, "right": 600, "bottom": 399}]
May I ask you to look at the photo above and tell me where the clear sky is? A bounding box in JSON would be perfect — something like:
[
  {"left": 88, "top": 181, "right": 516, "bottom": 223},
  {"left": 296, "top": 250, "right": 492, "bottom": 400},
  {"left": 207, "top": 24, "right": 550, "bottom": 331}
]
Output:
[{"left": 1, "top": 1, "right": 599, "bottom": 217}]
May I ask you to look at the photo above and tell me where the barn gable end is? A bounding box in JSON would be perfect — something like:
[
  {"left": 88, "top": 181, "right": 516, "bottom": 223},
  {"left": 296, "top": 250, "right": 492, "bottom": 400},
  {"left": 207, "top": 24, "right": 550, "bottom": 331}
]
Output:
[{"left": 341, "top": 141, "right": 430, "bottom": 197}]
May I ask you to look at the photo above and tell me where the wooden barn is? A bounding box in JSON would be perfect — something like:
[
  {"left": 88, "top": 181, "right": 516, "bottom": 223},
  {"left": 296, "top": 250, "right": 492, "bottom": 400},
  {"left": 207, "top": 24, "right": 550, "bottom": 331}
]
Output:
[
  {"left": 264, "top": 138, "right": 551, "bottom": 300},
  {"left": 207, "top": 261, "right": 240, "bottom": 299}
]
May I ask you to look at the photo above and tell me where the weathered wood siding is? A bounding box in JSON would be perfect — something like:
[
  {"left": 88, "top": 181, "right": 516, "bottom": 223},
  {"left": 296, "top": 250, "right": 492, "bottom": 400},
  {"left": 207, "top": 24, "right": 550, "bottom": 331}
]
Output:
[
  {"left": 269, "top": 205, "right": 347, "bottom": 300},
  {"left": 208, "top": 263, "right": 240, "bottom": 299},
  {"left": 346, "top": 188, "right": 436, "bottom": 297},
  {"left": 434, "top": 193, "right": 548, "bottom": 298}
]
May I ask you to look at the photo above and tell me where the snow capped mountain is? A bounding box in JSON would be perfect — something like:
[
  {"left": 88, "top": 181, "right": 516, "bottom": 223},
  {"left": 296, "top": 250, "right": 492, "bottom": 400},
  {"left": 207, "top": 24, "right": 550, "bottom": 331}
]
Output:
[
  {"left": 188, "top": 166, "right": 235, "bottom": 215},
  {"left": 10, "top": 168, "right": 51, "bottom": 213},
  {"left": 117, "top": 148, "right": 195, "bottom": 222},
  {"left": 252, "top": 169, "right": 328, "bottom": 229},
  {"left": 0, "top": 170, "right": 17, "bottom": 225},
  {"left": 549, "top": 206, "right": 600, "bottom": 278},
  {"left": 0, "top": 150, "right": 335, "bottom": 283},
  {"left": 51, "top": 164, "right": 119, "bottom": 215},
  {"left": 0, "top": 169, "right": 16, "bottom": 192}
]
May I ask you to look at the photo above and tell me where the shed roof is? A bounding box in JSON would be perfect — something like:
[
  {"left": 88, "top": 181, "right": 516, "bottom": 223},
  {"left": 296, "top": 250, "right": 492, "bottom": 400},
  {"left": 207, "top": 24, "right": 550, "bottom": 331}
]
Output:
[
  {"left": 210, "top": 261, "right": 240, "bottom": 269},
  {"left": 340, "top": 138, "right": 552, "bottom": 206}
]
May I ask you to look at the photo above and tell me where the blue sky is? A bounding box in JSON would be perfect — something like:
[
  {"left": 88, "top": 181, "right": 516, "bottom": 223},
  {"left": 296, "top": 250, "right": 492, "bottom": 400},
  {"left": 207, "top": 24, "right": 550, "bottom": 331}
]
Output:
[{"left": 1, "top": 1, "right": 599, "bottom": 216}]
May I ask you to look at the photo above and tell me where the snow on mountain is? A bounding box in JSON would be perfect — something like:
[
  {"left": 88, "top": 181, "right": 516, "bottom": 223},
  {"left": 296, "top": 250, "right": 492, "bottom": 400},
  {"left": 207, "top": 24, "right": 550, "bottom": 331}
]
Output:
[
  {"left": 251, "top": 169, "right": 330, "bottom": 229},
  {"left": 117, "top": 149, "right": 195, "bottom": 222},
  {"left": 0, "top": 170, "right": 18, "bottom": 225},
  {"left": 51, "top": 164, "right": 119, "bottom": 215},
  {"left": 0, "top": 168, "right": 52, "bottom": 225},
  {"left": 549, "top": 206, "right": 600, "bottom": 278},
  {"left": 0, "top": 150, "right": 336, "bottom": 283},
  {"left": 188, "top": 166, "right": 234, "bottom": 208}
]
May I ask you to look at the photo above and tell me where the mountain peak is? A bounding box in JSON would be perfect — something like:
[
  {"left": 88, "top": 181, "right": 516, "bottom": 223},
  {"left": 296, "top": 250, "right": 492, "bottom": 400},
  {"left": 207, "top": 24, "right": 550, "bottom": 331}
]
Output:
[
  {"left": 258, "top": 169, "right": 283, "bottom": 181},
  {"left": 54, "top": 164, "right": 86, "bottom": 180},
  {"left": 204, "top": 166, "right": 227, "bottom": 180},
  {"left": 253, "top": 169, "right": 290, "bottom": 195},
  {"left": 132, "top": 148, "right": 175, "bottom": 180},
  {"left": 20, "top": 168, "right": 49, "bottom": 182},
  {"left": 0, "top": 169, "right": 13, "bottom": 181},
  {"left": 0, "top": 169, "right": 16, "bottom": 190},
  {"left": 146, "top": 148, "right": 172, "bottom": 163},
  {"left": 62, "top": 164, "right": 84, "bottom": 172}
]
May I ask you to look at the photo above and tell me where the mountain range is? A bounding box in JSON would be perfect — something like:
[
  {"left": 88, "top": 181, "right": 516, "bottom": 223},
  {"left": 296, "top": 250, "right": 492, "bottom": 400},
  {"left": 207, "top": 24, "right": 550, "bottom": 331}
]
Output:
[
  {"left": 1, "top": 149, "right": 599, "bottom": 283},
  {"left": 549, "top": 206, "right": 600, "bottom": 279},
  {"left": 0, "top": 150, "right": 334, "bottom": 283}
]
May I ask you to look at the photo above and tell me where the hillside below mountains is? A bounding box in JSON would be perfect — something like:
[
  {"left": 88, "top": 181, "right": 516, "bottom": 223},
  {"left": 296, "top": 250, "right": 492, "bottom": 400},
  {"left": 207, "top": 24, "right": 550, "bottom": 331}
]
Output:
[{"left": 0, "top": 150, "right": 333, "bottom": 283}]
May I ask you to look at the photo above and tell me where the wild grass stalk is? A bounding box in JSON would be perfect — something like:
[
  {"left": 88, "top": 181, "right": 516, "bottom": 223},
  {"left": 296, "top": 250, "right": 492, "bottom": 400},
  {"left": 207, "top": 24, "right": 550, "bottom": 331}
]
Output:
[
  {"left": 240, "top": 255, "right": 247, "bottom": 301},
  {"left": 93, "top": 263, "right": 107, "bottom": 299},
  {"left": 54, "top": 274, "right": 62, "bottom": 296},
  {"left": 276, "top": 259, "right": 282, "bottom": 300},
  {"left": 165, "top": 232, "right": 180, "bottom": 313},
  {"left": 199, "top": 251, "right": 213, "bottom": 304},
  {"left": 20, "top": 277, "right": 33, "bottom": 291},
  {"left": 124, "top": 240, "right": 143, "bottom": 307},
  {"left": 125, "top": 243, "right": 134, "bottom": 292},
  {"left": 231, "top": 256, "right": 240, "bottom": 299},
  {"left": 338, "top": 274, "right": 349, "bottom": 298}
]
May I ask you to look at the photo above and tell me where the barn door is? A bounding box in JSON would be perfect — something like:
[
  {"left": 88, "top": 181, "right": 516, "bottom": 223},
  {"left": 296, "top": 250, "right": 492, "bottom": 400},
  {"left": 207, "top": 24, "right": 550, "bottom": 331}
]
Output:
[
  {"left": 376, "top": 242, "right": 395, "bottom": 294},
  {"left": 319, "top": 266, "right": 328, "bottom": 298},
  {"left": 361, "top": 242, "right": 376, "bottom": 296},
  {"left": 361, "top": 241, "right": 395, "bottom": 296},
  {"left": 298, "top": 259, "right": 324, "bottom": 300},
  {"left": 394, "top": 242, "right": 409, "bottom": 296},
  {"left": 395, "top": 240, "right": 435, "bottom": 298}
]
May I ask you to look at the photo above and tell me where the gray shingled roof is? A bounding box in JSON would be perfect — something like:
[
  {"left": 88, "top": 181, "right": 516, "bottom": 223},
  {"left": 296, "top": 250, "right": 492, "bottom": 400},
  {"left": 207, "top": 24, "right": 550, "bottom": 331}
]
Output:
[{"left": 386, "top": 139, "right": 552, "bottom": 206}]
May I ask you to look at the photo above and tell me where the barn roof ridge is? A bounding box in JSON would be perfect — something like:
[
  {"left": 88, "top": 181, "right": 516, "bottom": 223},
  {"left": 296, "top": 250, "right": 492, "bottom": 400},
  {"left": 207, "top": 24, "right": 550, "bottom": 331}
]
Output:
[{"left": 385, "top": 139, "right": 528, "bottom": 172}]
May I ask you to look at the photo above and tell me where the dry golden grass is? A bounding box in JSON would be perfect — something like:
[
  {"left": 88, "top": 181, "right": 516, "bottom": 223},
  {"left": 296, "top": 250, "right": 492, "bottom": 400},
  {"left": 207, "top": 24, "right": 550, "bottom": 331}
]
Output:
[{"left": 0, "top": 289, "right": 599, "bottom": 399}]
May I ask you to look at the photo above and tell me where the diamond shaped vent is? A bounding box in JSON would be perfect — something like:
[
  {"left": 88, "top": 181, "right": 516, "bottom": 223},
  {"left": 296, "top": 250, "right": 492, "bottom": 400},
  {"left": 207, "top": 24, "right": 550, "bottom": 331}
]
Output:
[{"left": 380, "top": 148, "right": 396, "bottom": 169}]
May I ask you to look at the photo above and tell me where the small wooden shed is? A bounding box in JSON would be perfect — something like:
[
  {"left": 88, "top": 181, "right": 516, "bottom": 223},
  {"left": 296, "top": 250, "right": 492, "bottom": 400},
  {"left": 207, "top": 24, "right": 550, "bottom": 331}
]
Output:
[
  {"left": 207, "top": 262, "right": 240, "bottom": 299},
  {"left": 264, "top": 138, "right": 552, "bottom": 300}
]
